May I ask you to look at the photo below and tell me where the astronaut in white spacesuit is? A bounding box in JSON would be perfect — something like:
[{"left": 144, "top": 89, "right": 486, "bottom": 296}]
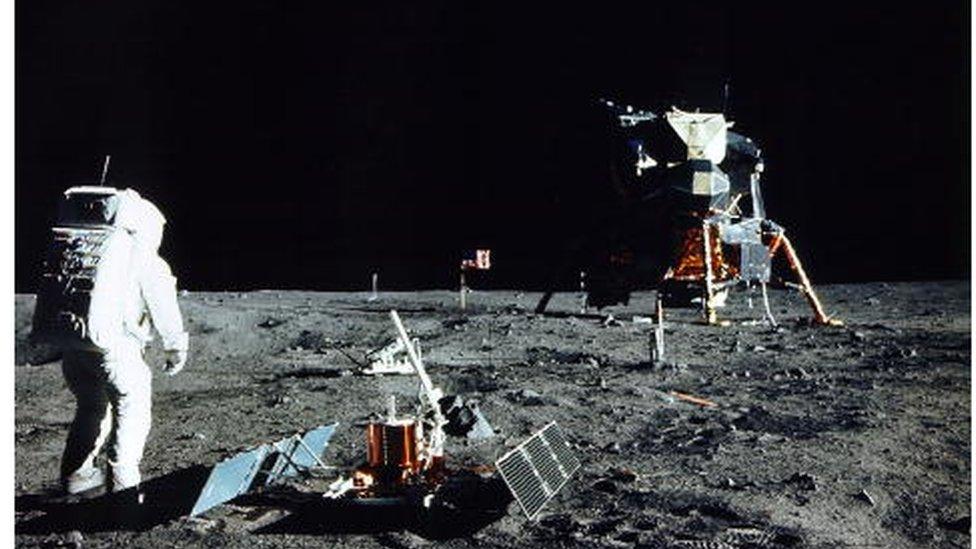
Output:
[{"left": 32, "top": 186, "right": 189, "bottom": 497}]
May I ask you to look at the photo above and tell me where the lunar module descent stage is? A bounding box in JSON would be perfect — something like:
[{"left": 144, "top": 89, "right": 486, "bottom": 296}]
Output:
[{"left": 537, "top": 100, "right": 841, "bottom": 327}]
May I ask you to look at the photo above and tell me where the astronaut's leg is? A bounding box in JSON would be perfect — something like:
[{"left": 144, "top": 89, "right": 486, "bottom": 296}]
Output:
[
  {"left": 60, "top": 350, "right": 112, "bottom": 494},
  {"left": 103, "top": 341, "right": 153, "bottom": 493}
]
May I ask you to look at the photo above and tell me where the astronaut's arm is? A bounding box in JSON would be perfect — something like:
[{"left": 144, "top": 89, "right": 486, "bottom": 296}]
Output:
[{"left": 141, "top": 255, "right": 189, "bottom": 352}]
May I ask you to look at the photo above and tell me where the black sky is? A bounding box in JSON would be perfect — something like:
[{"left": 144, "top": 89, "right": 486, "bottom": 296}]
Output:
[{"left": 16, "top": 2, "right": 970, "bottom": 291}]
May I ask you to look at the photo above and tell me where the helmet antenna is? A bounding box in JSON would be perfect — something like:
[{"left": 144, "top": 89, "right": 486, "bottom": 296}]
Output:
[{"left": 99, "top": 155, "right": 111, "bottom": 186}]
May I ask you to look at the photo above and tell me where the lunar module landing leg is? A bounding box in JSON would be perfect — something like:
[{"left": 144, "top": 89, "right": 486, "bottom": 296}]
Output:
[
  {"left": 764, "top": 229, "right": 842, "bottom": 326},
  {"left": 654, "top": 218, "right": 841, "bottom": 327}
]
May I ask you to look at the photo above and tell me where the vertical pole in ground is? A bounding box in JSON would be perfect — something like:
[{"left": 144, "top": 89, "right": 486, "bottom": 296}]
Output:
[
  {"left": 701, "top": 220, "right": 717, "bottom": 325},
  {"left": 761, "top": 282, "right": 777, "bottom": 327},
  {"left": 370, "top": 272, "right": 379, "bottom": 301},
  {"left": 459, "top": 270, "right": 467, "bottom": 311},
  {"left": 579, "top": 271, "right": 587, "bottom": 314},
  {"left": 651, "top": 293, "right": 665, "bottom": 365}
]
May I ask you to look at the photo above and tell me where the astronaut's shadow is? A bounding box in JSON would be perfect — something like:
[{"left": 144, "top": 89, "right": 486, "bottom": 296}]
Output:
[{"left": 15, "top": 464, "right": 212, "bottom": 534}]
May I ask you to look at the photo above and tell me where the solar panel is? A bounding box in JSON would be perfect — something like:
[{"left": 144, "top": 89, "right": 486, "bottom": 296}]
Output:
[
  {"left": 495, "top": 422, "right": 580, "bottom": 520},
  {"left": 190, "top": 422, "right": 338, "bottom": 517},
  {"left": 260, "top": 423, "right": 338, "bottom": 486},
  {"left": 191, "top": 445, "right": 269, "bottom": 517}
]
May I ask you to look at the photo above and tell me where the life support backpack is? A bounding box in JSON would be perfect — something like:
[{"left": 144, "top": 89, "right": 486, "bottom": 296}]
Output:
[{"left": 31, "top": 187, "right": 138, "bottom": 352}]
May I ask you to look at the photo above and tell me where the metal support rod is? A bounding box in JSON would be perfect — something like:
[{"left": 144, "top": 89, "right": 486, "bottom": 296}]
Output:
[
  {"left": 651, "top": 295, "right": 665, "bottom": 364},
  {"left": 270, "top": 434, "right": 334, "bottom": 479},
  {"left": 389, "top": 310, "right": 446, "bottom": 458},
  {"left": 459, "top": 270, "right": 467, "bottom": 310},
  {"left": 390, "top": 311, "right": 434, "bottom": 395},
  {"left": 723, "top": 193, "right": 744, "bottom": 216},
  {"left": 761, "top": 282, "right": 778, "bottom": 327},
  {"left": 773, "top": 233, "right": 838, "bottom": 325},
  {"left": 701, "top": 220, "right": 717, "bottom": 325},
  {"left": 655, "top": 292, "right": 664, "bottom": 325},
  {"left": 99, "top": 155, "right": 111, "bottom": 185},
  {"left": 294, "top": 436, "right": 335, "bottom": 471}
]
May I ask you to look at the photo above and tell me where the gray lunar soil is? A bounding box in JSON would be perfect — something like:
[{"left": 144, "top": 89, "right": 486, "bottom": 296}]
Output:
[{"left": 14, "top": 281, "right": 972, "bottom": 548}]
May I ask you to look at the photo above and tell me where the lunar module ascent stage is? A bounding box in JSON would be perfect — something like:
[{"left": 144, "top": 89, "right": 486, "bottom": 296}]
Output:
[{"left": 538, "top": 100, "right": 840, "bottom": 327}]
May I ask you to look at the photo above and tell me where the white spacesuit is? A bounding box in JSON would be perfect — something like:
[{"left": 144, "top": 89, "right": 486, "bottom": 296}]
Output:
[{"left": 32, "top": 187, "right": 189, "bottom": 496}]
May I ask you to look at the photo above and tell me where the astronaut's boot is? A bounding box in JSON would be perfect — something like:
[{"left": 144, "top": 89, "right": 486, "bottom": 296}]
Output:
[
  {"left": 109, "top": 461, "right": 142, "bottom": 494},
  {"left": 63, "top": 466, "right": 106, "bottom": 496}
]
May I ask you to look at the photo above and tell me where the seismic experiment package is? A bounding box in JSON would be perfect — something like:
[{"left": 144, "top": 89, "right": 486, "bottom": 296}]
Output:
[{"left": 189, "top": 310, "right": 580, "bottom": 529}]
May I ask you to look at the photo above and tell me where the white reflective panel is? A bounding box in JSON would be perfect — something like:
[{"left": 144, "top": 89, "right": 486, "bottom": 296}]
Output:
[{"left": 665, "top": 109, "right": 729, "bottom": 164}]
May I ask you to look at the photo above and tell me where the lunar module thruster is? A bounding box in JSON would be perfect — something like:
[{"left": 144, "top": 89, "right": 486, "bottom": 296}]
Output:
[
  {"left": 538, "top": 100, "right": 840, "bottom": 327},
  {"left": 188, "top": 311, "right": 579, "bottom": 531}
]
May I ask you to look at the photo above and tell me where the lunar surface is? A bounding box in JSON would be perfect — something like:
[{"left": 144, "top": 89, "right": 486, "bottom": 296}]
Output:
[{"left": 14, "top": 281, "right": 971, "bottom": 548}]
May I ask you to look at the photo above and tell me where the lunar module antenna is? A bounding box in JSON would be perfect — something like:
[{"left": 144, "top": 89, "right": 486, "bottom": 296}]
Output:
[{"left": 98, "top": 155, "right": 111, "bottom": 186}]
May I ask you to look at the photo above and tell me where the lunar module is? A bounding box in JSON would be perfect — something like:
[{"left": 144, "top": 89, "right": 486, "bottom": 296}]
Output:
[
  {"left": 537, "top": 100, "right": 840, "bottom": 327},
  {"left": 188, "top": 311, "right": 579, "bottom": 532}
]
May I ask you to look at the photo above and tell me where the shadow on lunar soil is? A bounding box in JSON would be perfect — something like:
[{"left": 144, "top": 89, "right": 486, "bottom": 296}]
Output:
[
  {"left": 15, "top": 465, "right": 212, "bottom": 534},
  {"left": 16, "top": 465, "right": 512, "bottom": 541},
  {"left": 247, "top": 474, "right": 512, "bottom": 540}
]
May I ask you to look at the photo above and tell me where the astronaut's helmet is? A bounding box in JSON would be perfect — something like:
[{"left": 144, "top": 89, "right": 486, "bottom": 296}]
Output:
[
  {"left": 58, "top": 186, "right": 167, "bottom": 252},
  {"left": 116, "top": 190, "right": 166, "bottom": 252}
]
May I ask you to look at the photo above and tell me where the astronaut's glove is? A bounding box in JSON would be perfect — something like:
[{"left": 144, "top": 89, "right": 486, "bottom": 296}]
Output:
[{"left": 163, "top": 349, "right": 188, "bottom": 376}]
